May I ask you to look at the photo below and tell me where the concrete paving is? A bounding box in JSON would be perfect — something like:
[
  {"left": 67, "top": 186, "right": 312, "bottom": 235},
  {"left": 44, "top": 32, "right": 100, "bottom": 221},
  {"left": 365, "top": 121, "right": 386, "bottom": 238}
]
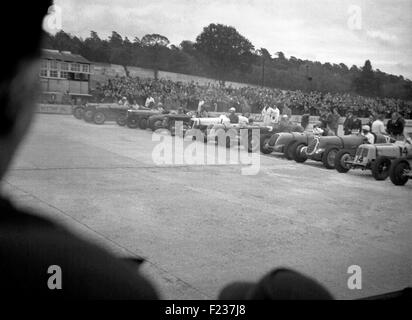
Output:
[{"left": 2, "top": 114, "right": 411, "bottom": 299}]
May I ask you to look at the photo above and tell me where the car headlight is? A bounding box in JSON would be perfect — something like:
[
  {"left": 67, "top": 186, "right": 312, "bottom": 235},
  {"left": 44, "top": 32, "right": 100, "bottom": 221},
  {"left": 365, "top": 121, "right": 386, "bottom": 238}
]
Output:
[{"left": 315, "top": 148, "right": 325, "bottom": 154}]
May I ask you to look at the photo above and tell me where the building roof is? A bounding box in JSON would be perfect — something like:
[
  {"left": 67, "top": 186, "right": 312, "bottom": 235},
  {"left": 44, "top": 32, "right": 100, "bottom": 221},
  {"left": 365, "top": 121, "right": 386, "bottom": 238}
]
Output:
[{"left": 42, "top": 49, "right": 91, "bottom": 64}]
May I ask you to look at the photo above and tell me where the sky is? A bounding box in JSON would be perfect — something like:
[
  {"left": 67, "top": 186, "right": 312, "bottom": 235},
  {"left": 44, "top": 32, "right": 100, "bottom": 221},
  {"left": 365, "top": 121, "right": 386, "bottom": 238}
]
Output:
[{"left": 50, "top": 0, "right": 412, "bottom": 79}]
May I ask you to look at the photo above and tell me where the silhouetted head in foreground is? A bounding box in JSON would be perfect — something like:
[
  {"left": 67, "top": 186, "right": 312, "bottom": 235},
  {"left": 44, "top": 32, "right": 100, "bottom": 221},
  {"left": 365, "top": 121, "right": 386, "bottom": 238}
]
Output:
[
  {"left": 0, "top": 1, "right": 51, "bottom": 180},
  {"left": 218, "top": 268, "right": 333, "bottom": 300}
]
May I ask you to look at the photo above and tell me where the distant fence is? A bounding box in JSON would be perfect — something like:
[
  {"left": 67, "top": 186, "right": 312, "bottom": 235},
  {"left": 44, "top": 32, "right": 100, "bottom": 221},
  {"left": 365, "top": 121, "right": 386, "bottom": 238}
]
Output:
[
  {"left": 90, "top": 63, "right": 257, "bottom": 89},
  {"left": 37, "top": 104, "right": 72, "bottom": 115}
]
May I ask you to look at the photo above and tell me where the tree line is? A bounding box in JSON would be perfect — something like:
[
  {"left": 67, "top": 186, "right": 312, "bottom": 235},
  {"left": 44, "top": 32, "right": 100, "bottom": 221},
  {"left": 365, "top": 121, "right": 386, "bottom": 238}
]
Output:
[{"left": 43, "top": 23, "right": 412, "bottom": 100}]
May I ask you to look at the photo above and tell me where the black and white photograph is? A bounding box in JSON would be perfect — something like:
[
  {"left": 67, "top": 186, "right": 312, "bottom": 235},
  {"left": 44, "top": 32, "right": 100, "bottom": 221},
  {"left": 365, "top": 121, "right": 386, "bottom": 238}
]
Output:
[{"left": 0, "top": 0, "right": 411, "bottom": 306}]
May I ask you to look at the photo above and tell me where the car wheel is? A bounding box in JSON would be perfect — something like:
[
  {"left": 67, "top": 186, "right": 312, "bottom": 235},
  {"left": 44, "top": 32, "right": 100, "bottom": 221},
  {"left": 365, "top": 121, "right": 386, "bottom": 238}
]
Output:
[
  {"left": 389, "top": 159, "right": 410, "bottom": 186},
  {"left": 116, "top": 114, "right": 127, "bottom": 126},
  {"left": 260, "top": 135, "right": 272, "bottom": 154},
  {"left": 294, "top": 143, "right": 308, "bottom": 163},
  {"left": 287, "top": 141, "right": 301, "bottom": 161},
  {"left": 93, "top": 111, "right": 106, "bottom": 125},
  {"left": 127, "top": 117, "right": 139, "bottom": 129},
  {"left": 73, "top": 107, "right": 84, "bottom": 119},
  {"left": 371, "top": 156, "right": 391, "bottom": 181},
  {"left": 283, "top": 141, "right": 295, "bottom": 160},
  {"left": 322, "top": 147, "right": 339, "bottom": 169},
  {"left": 83, "top": 109, "right": 94, "bottom": 122},
  {"left": 152, "top": 120, "right": 164, "bottom": 131},
  {"left": 334, "top": 150, "right": 352, "bottom": 173},
  {"left": 139, "top": 118, "right": 148, "bottom": 130}
]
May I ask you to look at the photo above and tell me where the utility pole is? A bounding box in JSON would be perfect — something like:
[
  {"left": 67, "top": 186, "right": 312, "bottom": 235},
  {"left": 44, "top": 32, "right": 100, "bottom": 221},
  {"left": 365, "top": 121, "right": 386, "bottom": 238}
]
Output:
[{"left": 261, "top": 56, "right": 265, "bottom": 87}]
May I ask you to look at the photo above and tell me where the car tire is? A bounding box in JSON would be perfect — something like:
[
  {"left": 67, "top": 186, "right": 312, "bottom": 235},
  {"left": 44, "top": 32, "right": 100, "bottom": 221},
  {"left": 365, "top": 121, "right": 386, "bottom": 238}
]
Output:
[
  {"left": 322, "top": 147, "right": 339, "bottom": 169},
  {"left": 287, "top": 141, "right": 301, "bottom": 161},
  {"left": 116, "top": 114, "right": 127, "bottom": 126},
  {"left": 371, "top": 156, "right": 391, "bottom": 181},
  {"left": 139, "top": 118, "right": 148, "bottom": 130},
  {"left": 283, "top": 141, "right": 294, "bottom": 160},
  {"left": 151, "top": 120, "right": 164, "bottom": 131},
  {"left": 73, "top": 107, "right": 84, "bottom": 119},
  {"left": 83, "top": 109, "right": 94, "bottom": 122},
  {"left": 93, "top": 111, "right": 106, "bottom": 125},
  {"left": 389, "top": 158, "right": 410, "bottom": 186},
  {"left": 294, "top": 143, "right": 308, "bottom": 163},
  {"left": 260, "top": 135, "right": 272, "bottom": 154},
  {"left": 127, "top": 117, "right": 139, "bottom": 129},
  {"left": 334, "top": 150, "right": 352, "bottom": 173}
]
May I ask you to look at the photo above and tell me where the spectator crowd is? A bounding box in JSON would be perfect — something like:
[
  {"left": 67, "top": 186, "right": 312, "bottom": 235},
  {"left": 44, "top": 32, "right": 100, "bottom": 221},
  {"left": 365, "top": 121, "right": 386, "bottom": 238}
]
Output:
[{"left": 91, "top": 75, "right": 412, "bottom": 120}]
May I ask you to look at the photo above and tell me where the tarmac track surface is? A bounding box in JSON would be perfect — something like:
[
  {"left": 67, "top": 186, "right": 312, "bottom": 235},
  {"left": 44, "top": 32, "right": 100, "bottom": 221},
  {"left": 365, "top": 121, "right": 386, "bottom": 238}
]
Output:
[{"left": 2, "top": 114, "right": 411, "bottom": 299}]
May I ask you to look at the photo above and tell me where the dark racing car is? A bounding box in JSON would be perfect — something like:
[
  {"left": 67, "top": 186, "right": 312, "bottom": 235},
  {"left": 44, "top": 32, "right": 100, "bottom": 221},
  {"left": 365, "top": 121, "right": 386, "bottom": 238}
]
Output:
[
  {"left": 148, "top": 110, "right": 194, "bottom": 136},
  {"left": 126, "top": 108, "right": 163, "bottom": 129},
  {"left": 335, "top": 140, "right": 410, "bottom": 180},
  {"left": 304, "top": 133, "right": 391, "bottom": 169},
  {"left": 260, "top": 129, "right": 310, "bottom": 160},
  {"left": 82, "top": 103, "right": 129, "bottom": 125}
]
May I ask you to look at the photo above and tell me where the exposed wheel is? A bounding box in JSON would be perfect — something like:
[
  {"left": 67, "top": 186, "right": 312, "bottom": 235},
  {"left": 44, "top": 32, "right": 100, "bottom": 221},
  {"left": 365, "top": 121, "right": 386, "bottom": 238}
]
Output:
[
  {"left": 260, "top": 135, "right": 272, "bottom": 154},
  {"left": 151, "top": 120, "right": 164, "bottom": 131},
  {"left": 127, "top": 117, "right": 139, "bottom": 129},
  {"left": 93, "top": 111, "right": 106, "bottom": 125},
  {"left": 294, "top": 143, "right": 308, "bottom": 163},
  {"left": 283, "top": 141, "right": 294, "bottom": 160},
  {"left": 389, "top": 159, "right": 410, "bottom": 186},
  {"left": 334, "top": 150, "right": 352, "bottom": 173},
  {"left": 371, "top": 156, "right": 391, "bottom": 181},
  {"left": 116, "top": 114, "right": 127, "bottom": 126},
  {"left": 287, "top": 141, "right": 300, "bottom": 161},
  {"left": 83, "top": 109, "right": 94, "bottom": 122},
  {"left": 322, "top": 147, "right": 339, "bottom": 169},
  {"left": 73, "top": 107, "right": 84, "bottom": 119},
  {"left": 139, "top": 118, "right": 148, "bottom": 129}
]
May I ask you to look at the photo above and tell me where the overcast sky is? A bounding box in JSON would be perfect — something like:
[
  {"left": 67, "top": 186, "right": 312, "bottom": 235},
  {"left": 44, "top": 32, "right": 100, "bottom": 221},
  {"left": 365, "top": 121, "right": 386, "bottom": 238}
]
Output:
[{"left": 52, "top": 0, "right": 412, "bottom": 79}]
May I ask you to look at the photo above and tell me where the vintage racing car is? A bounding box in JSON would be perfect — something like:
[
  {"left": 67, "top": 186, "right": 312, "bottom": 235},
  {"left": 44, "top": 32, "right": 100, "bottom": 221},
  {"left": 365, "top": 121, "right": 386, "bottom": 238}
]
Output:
[
  {"left": 334, "top": 140, "right": 412, "bottom": 180},
  {"left": 188, "top": 117, "right": 230, "bottom": 142},
  {"left": 260, "top": 130, "right": 311, "bottom": 161},
  {"left": 82, "top": 103, "right": 129, "bottom": 125},
  {"left": 148, "top": 112, "right": 193, "bottom": 136},
  {"left": 304, "top": 134, "right": 391, "bottom": 169},
  {"left": 126, "top": 109, "right": 163, "bottom": 129},
  {"left": 205, "top": 122, "right": 272, "bottom": 153}
]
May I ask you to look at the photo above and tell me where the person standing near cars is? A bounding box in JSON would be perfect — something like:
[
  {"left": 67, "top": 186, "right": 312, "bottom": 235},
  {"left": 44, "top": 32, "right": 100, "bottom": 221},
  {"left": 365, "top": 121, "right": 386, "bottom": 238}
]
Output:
[
  {"left": 372, "top": 114, "right": 387, "bottom": 135},
  {"left": 261, "top": 104, "right": 276, "bottom": 125},
  {"left": 387, "top": 112, "right": 405, "bottom": 140},
  {"left": 327, "top": 107, "right": 340, "bottom": 135}
]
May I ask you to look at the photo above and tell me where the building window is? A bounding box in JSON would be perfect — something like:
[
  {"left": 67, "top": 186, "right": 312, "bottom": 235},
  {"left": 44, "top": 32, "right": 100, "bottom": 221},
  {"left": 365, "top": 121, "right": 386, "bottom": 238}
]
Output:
[
  {"left": 61, "top": 62, "right": 69, "bottom": 71},
  {"left": 70, "top": 63, "right": 80, "bottom": 72},
  {"left": 50, "top": 60, "right": 58, "bottom": 70},
  {"left": 50, "top": 70, "right": 58, "bottom": 78},
  {"left": 82, "top": 64, "right": 89, "bottom": 73},
  {"left": 41, "top": 59, "right": 48, "bottom": 69},
  {"left": 60, "top": 71, "right": 69, "bottom": 79},
  {"left": 40, "top": 69, "right": 48, "bottom": 77},
  {"left": 74, "top": 73, "right": 81, "bottom": 80}
]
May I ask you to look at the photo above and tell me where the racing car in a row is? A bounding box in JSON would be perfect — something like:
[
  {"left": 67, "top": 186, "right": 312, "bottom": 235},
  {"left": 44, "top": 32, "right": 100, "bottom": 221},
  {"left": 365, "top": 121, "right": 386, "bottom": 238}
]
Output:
[
  {"left": 335, "top": 140, "right": 412, "bottom": 181},
  {"left": 73, "top": 103, "right": 129, "bottom": 126}
]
